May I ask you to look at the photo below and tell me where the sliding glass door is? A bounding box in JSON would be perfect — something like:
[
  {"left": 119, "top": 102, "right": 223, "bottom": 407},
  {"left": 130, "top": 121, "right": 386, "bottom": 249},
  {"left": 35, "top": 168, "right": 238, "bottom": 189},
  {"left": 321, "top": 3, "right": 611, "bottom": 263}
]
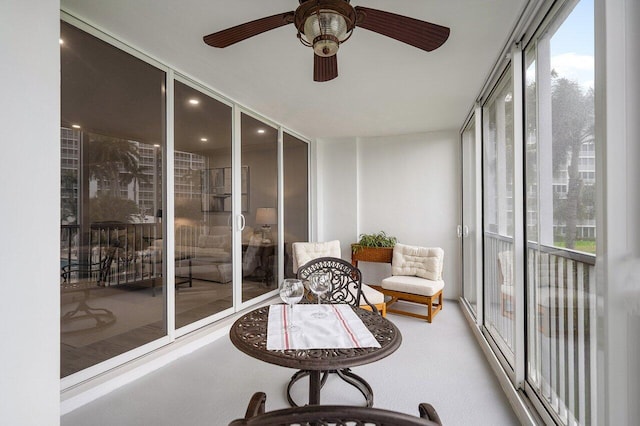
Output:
[
  {"left": 463, "top": 1, "right": 597, "bottom": 423},
  {"left": 283, "top": 132, "right": 310, "bottom": 278},
  {"left": 173, "top": 79, "right": 233, "bottom": 330},
  {"left": 60, "top": 20, "right": 166, "bottom": 377},
  {"left": 482, "top": 70, "right": 516, "bottom": 366},
  {"left": 524, "top": 1, "right": 596, "bottom": 423},
  {"left": 240, "top": 113, "right": 279, "bottom": 302},
  {"left": 461, "top": 116, "right": 480, "bottom": 315},
  {"left": 60, "top": 16, "right": 310, "bottom": 384}
]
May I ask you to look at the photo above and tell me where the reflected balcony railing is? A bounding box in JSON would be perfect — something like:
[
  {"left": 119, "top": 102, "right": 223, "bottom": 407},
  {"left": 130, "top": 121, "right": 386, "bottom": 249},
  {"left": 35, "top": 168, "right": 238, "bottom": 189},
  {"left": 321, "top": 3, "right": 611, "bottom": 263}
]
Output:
[{"left": 60, "top": 223, "right": 162, "bottom": 287}]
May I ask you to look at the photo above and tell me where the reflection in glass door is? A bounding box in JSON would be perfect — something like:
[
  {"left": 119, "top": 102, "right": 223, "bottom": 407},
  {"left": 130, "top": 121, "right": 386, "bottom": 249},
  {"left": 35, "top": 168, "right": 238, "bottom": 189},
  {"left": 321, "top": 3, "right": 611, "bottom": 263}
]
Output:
[
  {"left": 173, "top": 79, "right": 233, "bottom": 329},
  {"left": 283, "top": 132, "right": 310, "bottom": 278},
  {"left": 60, "top": 21, "right": 166, "bottom": 378},
  {"left": 241, "top": 113, "right": 279, "bottom": 302}
]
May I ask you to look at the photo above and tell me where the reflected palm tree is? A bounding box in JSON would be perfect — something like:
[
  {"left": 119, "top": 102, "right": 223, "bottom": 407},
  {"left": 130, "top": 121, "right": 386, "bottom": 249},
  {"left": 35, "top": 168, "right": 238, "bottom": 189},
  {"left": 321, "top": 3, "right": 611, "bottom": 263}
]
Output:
[
  {"left": 61, "top": 169, "right": 78, "bottom": 223},
  {"left": 121, "top": 163, "right": 151, "bottom": 206},
  {"left": 87, "top": 134, "right": 140, "bottom": 198}
]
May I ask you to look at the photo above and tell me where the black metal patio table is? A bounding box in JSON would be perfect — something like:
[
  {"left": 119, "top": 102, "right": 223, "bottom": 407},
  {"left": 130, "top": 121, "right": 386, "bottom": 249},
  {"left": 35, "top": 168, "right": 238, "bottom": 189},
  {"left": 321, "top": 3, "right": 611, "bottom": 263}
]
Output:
[{"left": 229, "top": 304, "right": 402, "bottom": 407}]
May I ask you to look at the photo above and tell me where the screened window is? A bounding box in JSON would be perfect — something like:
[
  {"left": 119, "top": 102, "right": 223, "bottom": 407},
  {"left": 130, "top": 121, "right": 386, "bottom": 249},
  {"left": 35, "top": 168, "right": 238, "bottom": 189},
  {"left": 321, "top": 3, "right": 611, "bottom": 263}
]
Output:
[
  {"left": 483, "top": 69, "right": 516, "bottom": 364},
  {"left": 524, "top": 1, "right": 596, "bottom": 423}
]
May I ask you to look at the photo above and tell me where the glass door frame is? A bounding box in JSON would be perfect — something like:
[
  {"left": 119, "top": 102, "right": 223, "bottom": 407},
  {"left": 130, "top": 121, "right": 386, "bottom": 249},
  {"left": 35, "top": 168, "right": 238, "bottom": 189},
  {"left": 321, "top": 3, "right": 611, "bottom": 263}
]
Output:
[
  {"left": 459, "top": 107, "right": 485, "bottom": 326},
  {"left": 60, "top": 10, "right": 312, "bottom": 391},
  {"left": 172, "top": 73, "right": 237, "bottom": 338},
  {"left": 231, "top": 113, "right": 312, "bottom": 310},
  {"left": 60, "top": 11, "right": 174, "bottom": 389},
  {"left": 233, "top": 107, "right": 281, "bottom": 311},
  {"left": 479, "top": 44, "right": 526, "bottom": 388}
]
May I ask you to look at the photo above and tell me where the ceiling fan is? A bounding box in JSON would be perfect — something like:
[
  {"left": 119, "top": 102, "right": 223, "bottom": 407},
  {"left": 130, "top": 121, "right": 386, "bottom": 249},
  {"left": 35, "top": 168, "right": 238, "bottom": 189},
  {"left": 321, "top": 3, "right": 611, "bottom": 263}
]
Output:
[{"left": 203, "top": 0, "right": 450, "bottom": 82}]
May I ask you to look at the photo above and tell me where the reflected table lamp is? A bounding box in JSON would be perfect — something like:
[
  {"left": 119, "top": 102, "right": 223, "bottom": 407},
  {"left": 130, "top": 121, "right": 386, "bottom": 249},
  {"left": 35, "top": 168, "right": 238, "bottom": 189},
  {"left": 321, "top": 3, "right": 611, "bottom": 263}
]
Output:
[{"left": 256, "top": 207, "right": 276, "bottom": 243}]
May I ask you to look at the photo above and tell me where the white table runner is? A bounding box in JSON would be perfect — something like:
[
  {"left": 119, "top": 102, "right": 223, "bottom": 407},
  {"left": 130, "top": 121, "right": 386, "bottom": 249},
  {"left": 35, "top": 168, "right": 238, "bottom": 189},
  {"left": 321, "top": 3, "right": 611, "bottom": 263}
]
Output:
[{"left": 267, "top": 304, "right": 381, "bottom": 351}]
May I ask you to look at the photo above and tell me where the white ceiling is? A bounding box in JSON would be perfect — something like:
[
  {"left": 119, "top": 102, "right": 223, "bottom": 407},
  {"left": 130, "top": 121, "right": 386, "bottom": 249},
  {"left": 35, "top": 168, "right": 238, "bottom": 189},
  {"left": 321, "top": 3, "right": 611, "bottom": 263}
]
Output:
[{"left": 61, "top": 0, "right": 526, "bottom": 140}]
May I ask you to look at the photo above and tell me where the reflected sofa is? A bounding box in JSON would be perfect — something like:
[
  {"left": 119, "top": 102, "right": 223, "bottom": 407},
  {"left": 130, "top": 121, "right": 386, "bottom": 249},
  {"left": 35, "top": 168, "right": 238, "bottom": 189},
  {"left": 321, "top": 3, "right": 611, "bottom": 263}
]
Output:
[{"left": 148, "top": 225, "right": 256, "bottom": 284}]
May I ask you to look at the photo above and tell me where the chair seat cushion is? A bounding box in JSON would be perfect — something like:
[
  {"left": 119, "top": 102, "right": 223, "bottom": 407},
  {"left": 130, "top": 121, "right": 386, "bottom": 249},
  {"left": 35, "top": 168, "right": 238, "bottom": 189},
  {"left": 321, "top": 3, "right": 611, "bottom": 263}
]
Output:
[
  {"left": 360, "top": 283, "right": 385, "bottom": 305},
  {"left": 381, "top": 275, "right": 444, "bottom": 297}
]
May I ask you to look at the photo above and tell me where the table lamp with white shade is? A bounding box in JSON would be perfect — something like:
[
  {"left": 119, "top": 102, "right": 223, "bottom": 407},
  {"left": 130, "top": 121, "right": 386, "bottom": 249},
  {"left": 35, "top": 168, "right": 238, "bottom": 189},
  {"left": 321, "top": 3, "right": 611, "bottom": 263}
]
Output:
[{"left": 256, "top": 207, "right": 277, "bottom": 243}]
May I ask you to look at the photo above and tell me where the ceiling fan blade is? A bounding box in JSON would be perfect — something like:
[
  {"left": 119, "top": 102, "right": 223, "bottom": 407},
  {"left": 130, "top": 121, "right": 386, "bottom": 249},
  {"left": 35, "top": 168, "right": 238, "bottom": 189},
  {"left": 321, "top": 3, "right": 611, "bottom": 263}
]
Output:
[
  {"left": 203, "top": 12, "right": 295, "bottom": 48},
  {"left": 355, "top": 6, "right": 450, "bottom": 52},
  {"left": 314, "top": 54, "right": 338, "bottom": 82}
]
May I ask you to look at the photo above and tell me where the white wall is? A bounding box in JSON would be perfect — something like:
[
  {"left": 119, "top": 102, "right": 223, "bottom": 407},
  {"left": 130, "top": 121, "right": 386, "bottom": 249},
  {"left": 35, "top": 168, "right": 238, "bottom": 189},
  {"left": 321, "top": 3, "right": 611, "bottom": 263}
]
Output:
[
  {"left": 318, "top": 131, "right": 461, "bottom": 299},
  {"left": 316, "top": 137, "right": 359, "bottom": 257},
  {"left": 597, "top": 0, "right": 640, "bottom": 423},
  {"left": 626, "top": 2, "right": 640, "bottom": 419},
  {"left": 0, "top": 1, "right": 61, "bottom": 425}
]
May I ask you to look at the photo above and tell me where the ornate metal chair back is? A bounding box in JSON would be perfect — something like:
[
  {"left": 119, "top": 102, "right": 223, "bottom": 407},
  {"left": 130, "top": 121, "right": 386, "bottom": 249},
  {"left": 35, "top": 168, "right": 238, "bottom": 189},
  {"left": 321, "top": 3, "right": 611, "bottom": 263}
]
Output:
[
  {"left": 229, "top": 392, "right": 443, "bottom": 426},
  {"left": 296, "top": 256, "right": 374, "bottom": 310}
]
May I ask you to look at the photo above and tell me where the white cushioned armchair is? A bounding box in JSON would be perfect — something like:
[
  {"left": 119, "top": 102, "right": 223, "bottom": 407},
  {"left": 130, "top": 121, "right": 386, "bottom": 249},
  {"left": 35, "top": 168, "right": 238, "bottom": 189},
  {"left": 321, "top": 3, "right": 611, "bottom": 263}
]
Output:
[{"left": 370, "top": 243, "right": 445, "bottom": 322}]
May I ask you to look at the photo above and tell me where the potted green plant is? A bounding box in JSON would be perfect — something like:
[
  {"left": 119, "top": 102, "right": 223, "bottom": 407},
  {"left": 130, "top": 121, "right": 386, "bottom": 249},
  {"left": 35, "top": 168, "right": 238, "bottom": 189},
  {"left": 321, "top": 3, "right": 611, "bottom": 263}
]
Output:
[{"left": 351, "top": 231, "right": 397, "bottom": 264}]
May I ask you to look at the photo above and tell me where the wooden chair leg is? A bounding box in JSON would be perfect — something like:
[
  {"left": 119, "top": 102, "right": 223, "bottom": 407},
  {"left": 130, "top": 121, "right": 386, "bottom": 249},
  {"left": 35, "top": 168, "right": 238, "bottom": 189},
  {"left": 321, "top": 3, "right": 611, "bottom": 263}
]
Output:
[
  {"left": 426, "top": 291, "right": 443, "bottom": 323},
  {"left": 386, "top": 296, "right": 399, "bottom": 309},
  {"left": 369, "top": 286, "right": 443, "bottom": 323}
]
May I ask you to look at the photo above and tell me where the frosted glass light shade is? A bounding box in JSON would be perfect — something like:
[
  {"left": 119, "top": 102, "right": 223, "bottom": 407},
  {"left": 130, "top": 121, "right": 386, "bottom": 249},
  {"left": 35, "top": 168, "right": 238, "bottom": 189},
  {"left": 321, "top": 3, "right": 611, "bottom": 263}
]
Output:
[{"left": 303, "top": 11, "right": 347, "bottom": 57}]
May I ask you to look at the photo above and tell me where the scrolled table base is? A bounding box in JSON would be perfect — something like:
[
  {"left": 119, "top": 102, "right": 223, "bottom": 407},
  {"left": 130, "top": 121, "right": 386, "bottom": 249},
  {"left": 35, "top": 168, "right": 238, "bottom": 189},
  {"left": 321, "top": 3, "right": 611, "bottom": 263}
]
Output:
[
  {"left": 286, "top": 368, "right": 374, "bottom": 408},
  {"left": 229, "top": 306, "right": 400, "bottom": 409}
]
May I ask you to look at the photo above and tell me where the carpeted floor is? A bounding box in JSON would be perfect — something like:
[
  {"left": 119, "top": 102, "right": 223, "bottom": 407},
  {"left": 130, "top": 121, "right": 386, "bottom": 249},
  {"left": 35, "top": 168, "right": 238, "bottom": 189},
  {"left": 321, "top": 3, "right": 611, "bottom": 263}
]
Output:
[{"left": 61, "top": 300, "right": 519, "bottom": 426}]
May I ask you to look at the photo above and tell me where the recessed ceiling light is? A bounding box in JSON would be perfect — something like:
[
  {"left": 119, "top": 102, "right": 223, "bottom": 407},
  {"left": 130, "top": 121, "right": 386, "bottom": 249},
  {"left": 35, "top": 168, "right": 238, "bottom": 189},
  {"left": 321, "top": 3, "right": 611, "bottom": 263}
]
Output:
[
  {"left": 200, "top": 138, "right": 208, "bottom": 142},
  {"left": 257, "top": 129, "right": 266, "bottom": 134},
  {"left": 153, "top": 144, "right": 160, "bottom": 147},
  {"left": 59, "top": 39, "right": 64, "bottom": 45},
  {"left": 188, "top": 99, "right": 200, "bottom": 105},
  {"left": 71, "top": 124, "right": 81, "bottom": 129}
]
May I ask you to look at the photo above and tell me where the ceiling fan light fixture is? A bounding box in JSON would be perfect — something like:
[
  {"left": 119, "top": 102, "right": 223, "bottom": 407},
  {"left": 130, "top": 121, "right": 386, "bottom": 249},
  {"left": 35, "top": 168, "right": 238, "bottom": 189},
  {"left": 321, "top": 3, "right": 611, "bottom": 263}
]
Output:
[
  {"left": 203, "top": 0, "right": 451, "bottom": 82},
  {"left": 303, "top": 10, "right": 348, "bottom": 57}
]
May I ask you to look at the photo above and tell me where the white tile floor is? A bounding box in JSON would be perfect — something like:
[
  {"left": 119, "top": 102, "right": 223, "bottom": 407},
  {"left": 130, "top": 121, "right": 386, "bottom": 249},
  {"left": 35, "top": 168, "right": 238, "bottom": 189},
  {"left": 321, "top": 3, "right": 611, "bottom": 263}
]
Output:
[{"left": 61, "top": 300, "right": 520, "bottom": 426}]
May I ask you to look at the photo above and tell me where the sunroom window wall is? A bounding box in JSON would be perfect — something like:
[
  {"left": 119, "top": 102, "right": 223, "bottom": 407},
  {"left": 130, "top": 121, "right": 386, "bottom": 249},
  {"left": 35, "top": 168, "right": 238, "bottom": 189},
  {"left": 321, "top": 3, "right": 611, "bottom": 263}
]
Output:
[
  {"left": 59, "top": 15, "right": 310, "bottom": 385},
  {"left": 465, "top": 0, "right": 597, "bottom": 424}
]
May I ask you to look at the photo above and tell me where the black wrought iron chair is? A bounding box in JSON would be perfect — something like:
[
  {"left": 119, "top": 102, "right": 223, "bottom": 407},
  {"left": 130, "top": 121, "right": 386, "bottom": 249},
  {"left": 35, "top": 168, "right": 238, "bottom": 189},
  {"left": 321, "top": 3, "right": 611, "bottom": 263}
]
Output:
[
  {"left": 289, "top": 257, "right": 379, "bottom": 407},
  {"left": 229, "top": 392, "right": 443, "bottom": 426},
  {"left": 296, "top": 256, "right": 377, "bottom": 312},
  {"left": 61, "top": 243, "right": 117, "bottom": 286}
]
